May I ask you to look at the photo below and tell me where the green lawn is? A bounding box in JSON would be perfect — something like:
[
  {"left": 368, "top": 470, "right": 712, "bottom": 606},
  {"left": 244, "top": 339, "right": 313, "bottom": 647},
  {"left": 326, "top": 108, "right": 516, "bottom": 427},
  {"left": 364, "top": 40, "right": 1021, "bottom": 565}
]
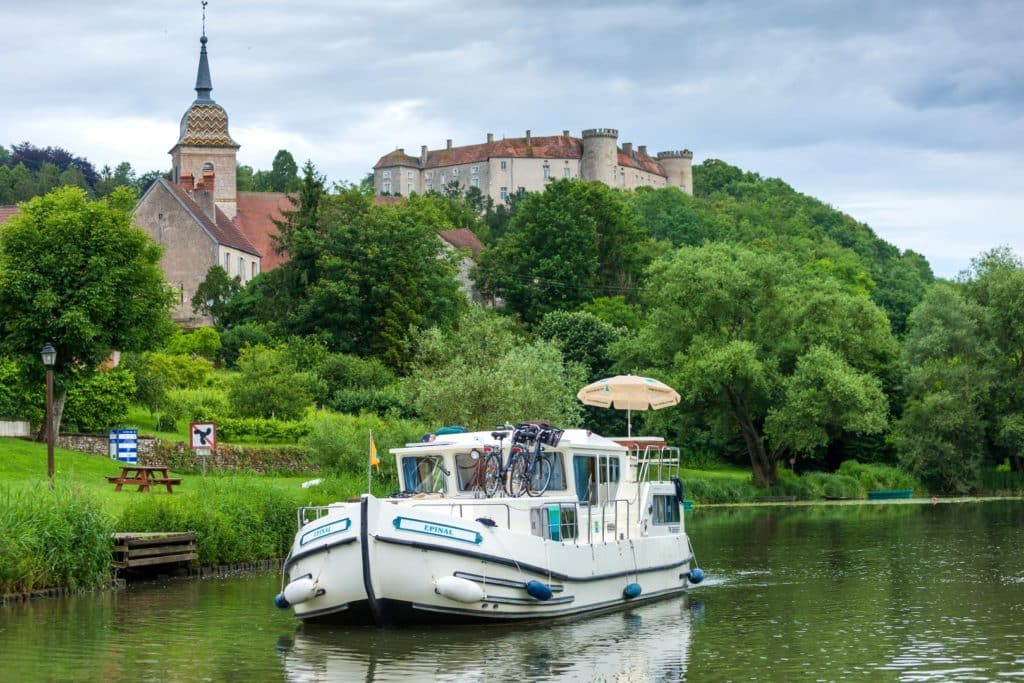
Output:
[{"left": 0, "top": 437, "right": 322, "bottom": 516}]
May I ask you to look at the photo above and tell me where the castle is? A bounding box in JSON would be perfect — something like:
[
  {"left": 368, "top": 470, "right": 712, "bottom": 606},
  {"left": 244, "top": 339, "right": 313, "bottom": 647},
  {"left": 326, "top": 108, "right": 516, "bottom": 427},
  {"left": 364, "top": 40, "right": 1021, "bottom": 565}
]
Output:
[{"left": 372, "top": 129, "right": 693, "bottom": 202}]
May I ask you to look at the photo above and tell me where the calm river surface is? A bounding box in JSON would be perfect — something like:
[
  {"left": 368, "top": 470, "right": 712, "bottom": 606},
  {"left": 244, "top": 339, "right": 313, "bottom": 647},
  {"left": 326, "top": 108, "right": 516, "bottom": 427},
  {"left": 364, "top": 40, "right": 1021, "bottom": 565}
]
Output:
[{"left": 2, "top": 500, "right": 1022, "bottom": 682}]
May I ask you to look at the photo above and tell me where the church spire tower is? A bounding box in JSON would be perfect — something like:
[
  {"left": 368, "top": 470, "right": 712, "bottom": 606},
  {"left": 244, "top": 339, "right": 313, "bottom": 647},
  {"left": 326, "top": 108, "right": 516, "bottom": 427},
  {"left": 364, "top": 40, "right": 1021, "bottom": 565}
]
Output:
[{"left": 170, "top": 1, "right": 240, "bottom": 218}]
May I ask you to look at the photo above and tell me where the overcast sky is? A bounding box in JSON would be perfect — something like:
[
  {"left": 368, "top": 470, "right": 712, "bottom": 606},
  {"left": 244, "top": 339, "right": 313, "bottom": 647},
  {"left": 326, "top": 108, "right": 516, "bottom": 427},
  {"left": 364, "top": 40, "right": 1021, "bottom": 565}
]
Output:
[{"left": 1, "top": 0, "right": 1020, "bottom": 278}]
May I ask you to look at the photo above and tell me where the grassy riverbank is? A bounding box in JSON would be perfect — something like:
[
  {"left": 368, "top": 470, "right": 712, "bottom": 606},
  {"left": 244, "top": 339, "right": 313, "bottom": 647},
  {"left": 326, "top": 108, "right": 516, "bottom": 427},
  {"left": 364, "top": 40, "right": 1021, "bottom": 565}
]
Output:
[{"left": 2, "top": 438, "right": 1020, "bottom": 595}]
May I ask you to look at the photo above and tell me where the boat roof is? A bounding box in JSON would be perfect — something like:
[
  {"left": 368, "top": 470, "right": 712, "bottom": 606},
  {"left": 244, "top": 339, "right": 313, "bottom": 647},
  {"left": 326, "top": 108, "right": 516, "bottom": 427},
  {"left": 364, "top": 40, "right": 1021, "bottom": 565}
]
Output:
[{"left": 390, "top": 428, "right": 628, "bottom": 455}]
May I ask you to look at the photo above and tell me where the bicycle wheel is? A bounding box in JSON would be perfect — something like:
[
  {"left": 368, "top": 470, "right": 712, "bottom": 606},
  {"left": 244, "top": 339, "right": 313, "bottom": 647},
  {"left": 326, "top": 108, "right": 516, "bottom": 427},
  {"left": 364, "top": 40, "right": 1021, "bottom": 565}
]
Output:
[
  {"left": 506, "top": 452, "right": 528, "bottom": 497},
  {"left": 482, "top": 453, "right": 502, "bottom": 498},
  {"left": 526, "top": 455, "right": 553, "bottom": 497}
]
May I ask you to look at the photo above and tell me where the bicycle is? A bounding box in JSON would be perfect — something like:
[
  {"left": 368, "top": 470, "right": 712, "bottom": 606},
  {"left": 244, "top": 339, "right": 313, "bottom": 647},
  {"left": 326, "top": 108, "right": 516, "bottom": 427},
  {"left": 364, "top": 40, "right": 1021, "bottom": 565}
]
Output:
[{"left": 482, "top": 422, "right": 562, "bottom": 497}]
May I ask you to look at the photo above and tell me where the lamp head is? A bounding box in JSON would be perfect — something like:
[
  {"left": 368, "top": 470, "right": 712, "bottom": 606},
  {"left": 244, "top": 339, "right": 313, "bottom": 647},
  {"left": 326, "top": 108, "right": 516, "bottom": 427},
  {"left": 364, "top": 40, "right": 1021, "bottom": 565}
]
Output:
[{"left": 41, "top": 343, "right": 56, "bottom": 368}]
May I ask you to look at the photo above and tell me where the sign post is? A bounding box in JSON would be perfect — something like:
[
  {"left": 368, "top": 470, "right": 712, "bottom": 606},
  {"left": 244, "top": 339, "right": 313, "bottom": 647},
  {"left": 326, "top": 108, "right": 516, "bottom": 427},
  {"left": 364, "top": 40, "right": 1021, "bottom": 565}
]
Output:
[
  {"left": 108, "top": 429, "right": 138, "bottom": 464},
  {"left": 189, "top": 422, "right": 216, "bottom": 475}
]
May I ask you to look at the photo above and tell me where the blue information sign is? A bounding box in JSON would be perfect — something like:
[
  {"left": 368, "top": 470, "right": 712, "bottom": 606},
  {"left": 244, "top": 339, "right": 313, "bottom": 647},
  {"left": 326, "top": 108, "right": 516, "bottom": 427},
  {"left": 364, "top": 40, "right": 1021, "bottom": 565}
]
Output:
[{"left": 108, "top": 429, "right": 138, "bottom": 464}]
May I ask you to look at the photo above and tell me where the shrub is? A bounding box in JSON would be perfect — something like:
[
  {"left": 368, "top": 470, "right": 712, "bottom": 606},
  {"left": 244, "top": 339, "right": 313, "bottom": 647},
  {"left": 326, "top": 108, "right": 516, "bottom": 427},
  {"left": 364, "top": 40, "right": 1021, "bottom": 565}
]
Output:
[
  {"left": 683, "top": 476, "right": 756, "bottom": 504},
  {"left": 63, "top": 369, "right": 136, "bottom": 433},
  {"left": 328, "top": 386, "right": 416, "bottom": 418},
  {"left": 155, "top": 414, "right": 178, "bottom": 432},
  {"left": 301, "top": 411, "right": 427, "bottom": 481},
  {"left": 164, "top": 387, "right": 231, "bottom": 422},
  {"left": 219, "top": 323, "right": 275, "bottom": 368},
  {"left": 837, "top": 460, "right": 919, "bottom": 493},
  {"left": 167, "top": 327, "right": 222, "bottom": 361},
  {"left": 214, "top": 416, "right": 311, "bottom": 443},
  {"left": 228, "top": 346, "right": 319, "bottom": 421},
  {"left": 0, "top": 483, "right": 115, "bottom": 593}
]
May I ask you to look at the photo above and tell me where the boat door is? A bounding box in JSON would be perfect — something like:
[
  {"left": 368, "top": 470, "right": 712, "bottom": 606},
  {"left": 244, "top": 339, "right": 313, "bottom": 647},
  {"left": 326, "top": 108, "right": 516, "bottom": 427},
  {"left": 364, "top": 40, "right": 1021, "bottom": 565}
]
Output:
[{"left": 641, "top": 483, "right": 682, "bottom": 536}]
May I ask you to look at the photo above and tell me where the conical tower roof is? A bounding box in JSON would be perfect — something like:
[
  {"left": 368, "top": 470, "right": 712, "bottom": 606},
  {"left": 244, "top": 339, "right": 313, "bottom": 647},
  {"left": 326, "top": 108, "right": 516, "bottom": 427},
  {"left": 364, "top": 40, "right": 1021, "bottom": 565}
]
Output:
[{"left": 174, "top": 33, "right": 238, "bottom": 149}]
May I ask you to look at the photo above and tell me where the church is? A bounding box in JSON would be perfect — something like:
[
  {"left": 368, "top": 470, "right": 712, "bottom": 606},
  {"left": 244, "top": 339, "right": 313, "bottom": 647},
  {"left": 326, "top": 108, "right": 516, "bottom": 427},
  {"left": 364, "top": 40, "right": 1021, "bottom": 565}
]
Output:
[{"left": 133, "top": 29, "right": 290, "bottom": 325}]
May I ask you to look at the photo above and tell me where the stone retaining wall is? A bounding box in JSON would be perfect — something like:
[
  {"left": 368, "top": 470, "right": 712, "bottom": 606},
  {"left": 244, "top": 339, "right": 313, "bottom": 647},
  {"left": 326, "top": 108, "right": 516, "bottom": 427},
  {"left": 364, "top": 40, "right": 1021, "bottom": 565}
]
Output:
[{"left": 54, "top": 433, "right": 318, "bottom": 475}]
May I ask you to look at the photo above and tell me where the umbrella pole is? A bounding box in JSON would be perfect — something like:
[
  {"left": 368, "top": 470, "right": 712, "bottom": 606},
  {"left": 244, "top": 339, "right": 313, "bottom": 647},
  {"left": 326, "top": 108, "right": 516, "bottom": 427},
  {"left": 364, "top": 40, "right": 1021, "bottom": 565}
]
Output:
[{"left": 628, "top": 408, "right": 631, "bottom": 438}]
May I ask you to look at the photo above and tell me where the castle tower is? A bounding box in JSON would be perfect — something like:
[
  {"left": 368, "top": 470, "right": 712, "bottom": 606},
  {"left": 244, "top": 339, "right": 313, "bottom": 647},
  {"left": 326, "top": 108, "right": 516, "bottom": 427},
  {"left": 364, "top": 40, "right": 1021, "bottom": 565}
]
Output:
[
  {"left": 169, "top": 20, "right": 240, "bottom": 218},
  {"left": 581, "top": 128, "right": 619, "bottom": 186},
  {"left": 656, "top": 149, "right": 694, "bottom": 195}
]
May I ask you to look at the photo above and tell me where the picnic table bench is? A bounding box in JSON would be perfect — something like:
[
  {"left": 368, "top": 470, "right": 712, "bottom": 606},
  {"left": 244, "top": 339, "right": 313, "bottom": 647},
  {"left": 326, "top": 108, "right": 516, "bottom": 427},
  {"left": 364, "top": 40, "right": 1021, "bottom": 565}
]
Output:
[{"left": 107, "top": 465, "right": 182, "bottom": 493}]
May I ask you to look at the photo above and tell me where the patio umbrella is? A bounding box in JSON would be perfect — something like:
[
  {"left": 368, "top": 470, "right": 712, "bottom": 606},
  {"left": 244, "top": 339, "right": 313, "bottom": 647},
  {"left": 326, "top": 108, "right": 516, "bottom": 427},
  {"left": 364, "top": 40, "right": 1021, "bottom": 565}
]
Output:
[{"left": 576, "top": 375, "right": 681, "bottom": 438}]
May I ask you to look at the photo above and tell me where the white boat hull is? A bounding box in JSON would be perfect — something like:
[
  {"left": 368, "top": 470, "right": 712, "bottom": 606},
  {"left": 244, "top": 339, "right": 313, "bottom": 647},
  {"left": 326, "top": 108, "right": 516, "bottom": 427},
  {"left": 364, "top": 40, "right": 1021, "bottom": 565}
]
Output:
[{"left": 282, "top": 495, "right": 698, "bottom": 626}]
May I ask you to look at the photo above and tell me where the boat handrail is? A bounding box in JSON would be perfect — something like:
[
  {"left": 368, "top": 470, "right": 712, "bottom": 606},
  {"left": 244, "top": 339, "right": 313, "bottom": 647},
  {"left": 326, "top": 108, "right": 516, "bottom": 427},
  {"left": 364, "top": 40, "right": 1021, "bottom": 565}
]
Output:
[
  {"left": 296, "top": 504, "right": 348, "bottom": 528},
  {"left": 633, "top": 445, "right": 681, "bottom": 482}
]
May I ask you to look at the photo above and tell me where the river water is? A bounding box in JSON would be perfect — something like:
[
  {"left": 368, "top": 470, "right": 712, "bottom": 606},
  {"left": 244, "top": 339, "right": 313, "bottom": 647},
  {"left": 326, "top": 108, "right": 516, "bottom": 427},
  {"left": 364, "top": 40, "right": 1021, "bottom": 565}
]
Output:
[{"left": 1, "top": 500, "right": 1021, "bottom": 682}]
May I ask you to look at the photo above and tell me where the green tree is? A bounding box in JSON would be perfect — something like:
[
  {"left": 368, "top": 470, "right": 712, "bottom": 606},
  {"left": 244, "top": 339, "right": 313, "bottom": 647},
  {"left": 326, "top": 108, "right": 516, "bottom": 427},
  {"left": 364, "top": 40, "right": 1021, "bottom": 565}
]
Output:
[
  {"left": 227, "top": 345, "right": 318, "bottom": 420},
  {"left": 192, "top": 265, "right": 242, "bottom": 327},
  {"left": 622, "top": 243, "right": 896, "bottom": 486},
  {"left": 62, "top": 368, "right": 136, "bottom": 432},
  {"left": 268, "top": 150, "right": 300, "bottom": 192},
  {"left": 474, "top": 179, "right": 651, "bottom": 324},
  {"left": 407, "top": 305, "right": 585, "bottom": 429},
  {"left": 0, "top": 186, "right": 174, "bottom": 436}
]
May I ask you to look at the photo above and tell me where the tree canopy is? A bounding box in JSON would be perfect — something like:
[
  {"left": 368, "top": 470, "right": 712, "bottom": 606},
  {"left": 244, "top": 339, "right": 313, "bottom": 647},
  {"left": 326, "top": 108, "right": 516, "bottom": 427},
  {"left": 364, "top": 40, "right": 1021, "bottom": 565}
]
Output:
[{"left": 0, "top": 186, "right": 174, "bottom": 433}]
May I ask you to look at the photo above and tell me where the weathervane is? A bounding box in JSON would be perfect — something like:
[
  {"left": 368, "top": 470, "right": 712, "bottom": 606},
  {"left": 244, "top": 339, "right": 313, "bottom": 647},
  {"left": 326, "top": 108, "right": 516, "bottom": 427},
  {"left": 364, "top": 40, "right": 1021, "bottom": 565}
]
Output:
[{"left": 202, "top": 1, "right": 208, "bottom": 37}]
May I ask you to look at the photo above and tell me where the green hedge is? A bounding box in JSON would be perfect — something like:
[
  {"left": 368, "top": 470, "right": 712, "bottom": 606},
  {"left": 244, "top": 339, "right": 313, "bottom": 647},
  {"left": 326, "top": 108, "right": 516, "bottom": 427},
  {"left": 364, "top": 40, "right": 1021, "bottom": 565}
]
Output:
[{"left": 213, "top": 416, "right": 310, "bottom": 443}]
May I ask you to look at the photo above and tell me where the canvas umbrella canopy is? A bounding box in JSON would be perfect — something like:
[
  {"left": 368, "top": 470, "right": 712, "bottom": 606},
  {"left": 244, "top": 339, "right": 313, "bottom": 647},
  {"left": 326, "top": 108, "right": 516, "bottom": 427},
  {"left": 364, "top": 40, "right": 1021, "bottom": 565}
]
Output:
[{"left": 576, "top": 375, "right": 681, "bottom": 437}]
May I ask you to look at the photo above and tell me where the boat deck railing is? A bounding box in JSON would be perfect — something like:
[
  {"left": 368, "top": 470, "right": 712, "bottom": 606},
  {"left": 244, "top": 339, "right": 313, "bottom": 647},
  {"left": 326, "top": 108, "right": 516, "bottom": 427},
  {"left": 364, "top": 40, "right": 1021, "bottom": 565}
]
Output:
[
  {"left": 630, "top": 445, "right": 681, "bottom": 482},
  {"left": 296, "top": 504, "right": 347, "bottom": 528}
]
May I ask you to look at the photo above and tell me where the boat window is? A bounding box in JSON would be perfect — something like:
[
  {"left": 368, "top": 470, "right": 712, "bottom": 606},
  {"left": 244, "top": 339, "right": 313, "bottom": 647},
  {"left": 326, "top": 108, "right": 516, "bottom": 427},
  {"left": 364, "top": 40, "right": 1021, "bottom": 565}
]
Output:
[
  {"left": 401, "top": 455, "right": 448, "bottom": 494},
  {"left": 572, "top": 455, "right": 620, "bottom": 505},
  {"left": 454, "top": 451, "right": 487, "bottom": 491},
  {"left": 540, "top": 451, "right": 567, "bottom": 492},
  {"left": 652, "top": 494, "right": 680, "bottom": 525}
]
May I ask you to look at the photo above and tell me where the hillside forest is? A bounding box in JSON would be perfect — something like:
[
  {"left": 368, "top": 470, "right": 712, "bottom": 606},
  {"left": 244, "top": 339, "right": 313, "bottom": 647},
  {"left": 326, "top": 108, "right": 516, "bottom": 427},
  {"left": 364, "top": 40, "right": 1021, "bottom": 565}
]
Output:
[{"left": 1, "top": 142, "right": 1022, "bottom": 495}]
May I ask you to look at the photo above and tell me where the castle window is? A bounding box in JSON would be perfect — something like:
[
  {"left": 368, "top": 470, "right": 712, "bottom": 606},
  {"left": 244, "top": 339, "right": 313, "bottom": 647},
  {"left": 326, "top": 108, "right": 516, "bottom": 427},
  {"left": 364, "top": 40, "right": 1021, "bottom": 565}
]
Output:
[
  {"left": 407, "top": 170, "right": 413, "bottom": 179},
  {"left": 382, "top": 170, "right": 391, "bottom": 179},
  {"left": 452, "top": 168, "right": 459, "bottom": 177},
  {"left": 238, "top": 256, "right": 244, "bottom": 279},
  {"left": 500, "top": 160, "right": 507, "bottom": 171},
  {"left": 500, "top": 186, "right": 508, "bottom": 201},
  {"left": 543, "top": 164, "right": 550, "bottom": 179},
  {"left": 425, "top": 171, "right": 433, "bottom": 180},
  {"left": 440, "top": 174, "right": 446, "bottom": 185},
  {"left": 426, "top": 182, "right": 433, "bottom": 191},
  {"left": 252, "top": 262, "right": 258, "bottom": 278},
  {"left": 407, "top": 183, "right": 413, "bottom": 194},
  {"left": 563, "top": 167, "right": 570, "bottom": 178},
  {"left": 383, "top": 181, "right": 392, "bottom": 194},
  {"left": 471, "top": 177, "right": 479, "bottom": 188},
  {"left": 470, "top": 165, "right": 479, "bottom": 174},
  {"left": 224, "top": 252, "right": 230, "bottom": 272}
]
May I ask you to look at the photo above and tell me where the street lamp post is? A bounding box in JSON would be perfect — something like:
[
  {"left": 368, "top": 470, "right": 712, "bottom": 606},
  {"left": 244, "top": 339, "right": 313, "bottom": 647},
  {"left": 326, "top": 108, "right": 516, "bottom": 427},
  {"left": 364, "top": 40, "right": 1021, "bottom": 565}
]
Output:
[{"left": 41, "top": 343, "right": 56, "bottom": 486}]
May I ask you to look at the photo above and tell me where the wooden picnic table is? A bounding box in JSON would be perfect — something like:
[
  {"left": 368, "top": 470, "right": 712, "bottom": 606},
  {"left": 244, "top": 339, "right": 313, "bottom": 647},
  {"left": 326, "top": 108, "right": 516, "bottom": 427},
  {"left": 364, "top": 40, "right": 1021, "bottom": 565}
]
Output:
[{"left": 107, "top": 465, "right": 182, "bottom": 493}]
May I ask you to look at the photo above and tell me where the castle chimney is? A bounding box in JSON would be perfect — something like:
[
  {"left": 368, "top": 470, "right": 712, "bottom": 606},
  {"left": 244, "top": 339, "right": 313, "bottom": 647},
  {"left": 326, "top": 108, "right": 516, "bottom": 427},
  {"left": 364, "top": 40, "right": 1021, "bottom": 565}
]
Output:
[
  {"left": 638, "top": 145, "right": 647, "bottom": 156},
  {"left": 526, "top": 129, "right": 532, "bottom": 143},
  {"left": 563, "top": 129, "right": 570, "bottom": 137},
  {"left": 487, "top": 133, "right": 494, "bottom": 144},
  {"left": 446, "top": 139, "right": 452, "bottom": 150},
  {"left": 622, "top": 142, "right": 633, "bottom": 156},
  {"left": 420, "top": 145, "right": 428, "bottom": 164},
  {"left": 202, "top": 169, "right": 215, "bottom": 194},
  {"left": 180, "top": 172, "right": 195, "bottom": 191}
]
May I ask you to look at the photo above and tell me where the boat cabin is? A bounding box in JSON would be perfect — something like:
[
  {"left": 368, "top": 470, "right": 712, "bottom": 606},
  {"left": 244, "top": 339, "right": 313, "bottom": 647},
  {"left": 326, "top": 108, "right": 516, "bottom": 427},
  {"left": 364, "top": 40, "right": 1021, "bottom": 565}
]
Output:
[{"left": 388, "top": 428, "right": 685, "bottom": 542}]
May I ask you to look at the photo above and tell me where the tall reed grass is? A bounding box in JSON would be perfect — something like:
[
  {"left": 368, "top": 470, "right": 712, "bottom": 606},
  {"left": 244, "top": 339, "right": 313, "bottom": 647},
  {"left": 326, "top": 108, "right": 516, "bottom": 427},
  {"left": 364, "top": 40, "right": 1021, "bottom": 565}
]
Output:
[{"left": 0, "top": 483, "right": 115, "bottom": 594}]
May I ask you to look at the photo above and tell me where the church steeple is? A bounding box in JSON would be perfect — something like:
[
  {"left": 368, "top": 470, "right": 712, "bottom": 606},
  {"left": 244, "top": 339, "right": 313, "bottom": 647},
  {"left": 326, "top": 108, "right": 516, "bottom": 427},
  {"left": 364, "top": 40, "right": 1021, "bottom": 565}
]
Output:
[
  {"left": 194, "top": 1, "right": 213, "bottom": 103},
  {"left": 170, "top": 0, "right": 239, "bottom": 218},
  {"left": 194, "top": 35, "right": 214, "bottom": 104}
]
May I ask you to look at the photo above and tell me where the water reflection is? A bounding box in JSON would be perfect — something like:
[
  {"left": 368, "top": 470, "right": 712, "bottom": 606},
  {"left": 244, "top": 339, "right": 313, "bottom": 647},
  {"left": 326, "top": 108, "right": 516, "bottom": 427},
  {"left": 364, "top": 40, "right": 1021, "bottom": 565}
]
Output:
[{"left": 277, "top": 596, "right": 696, "bottom": 683}]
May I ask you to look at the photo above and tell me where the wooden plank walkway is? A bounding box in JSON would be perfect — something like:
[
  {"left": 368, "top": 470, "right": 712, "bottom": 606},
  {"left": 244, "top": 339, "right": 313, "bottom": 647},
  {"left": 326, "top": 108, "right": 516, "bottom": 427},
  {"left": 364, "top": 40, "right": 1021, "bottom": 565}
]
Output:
[{"left": 112, "top": 532, "right": 197, "bottom": 570}]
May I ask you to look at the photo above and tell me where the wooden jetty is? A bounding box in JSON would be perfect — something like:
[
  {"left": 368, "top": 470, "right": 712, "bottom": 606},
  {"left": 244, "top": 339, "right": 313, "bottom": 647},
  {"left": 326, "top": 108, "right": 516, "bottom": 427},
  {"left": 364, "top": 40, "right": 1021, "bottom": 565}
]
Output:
[{"left": 112, "top": 532, "right": 197, "bottom": 571}]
